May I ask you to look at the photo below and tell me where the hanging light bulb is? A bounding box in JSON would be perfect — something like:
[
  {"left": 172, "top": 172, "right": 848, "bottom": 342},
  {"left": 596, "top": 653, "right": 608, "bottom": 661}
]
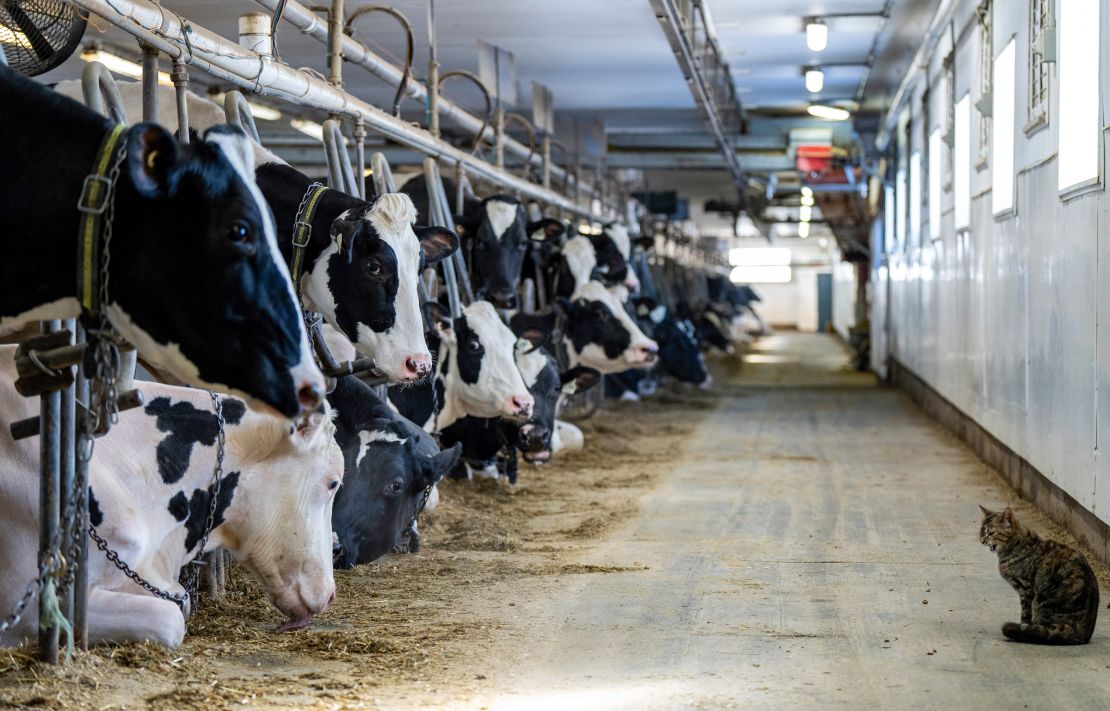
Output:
[
  {"left": 801, "top": 194, "right": 815, "bottom": 207},
  {"left": 799, "top": 205, "right": 813, "bottom": 222},
  {"left": 805, "top": 68, "right": 824, "bottom": 93},
  {"left": 798, "top": 221, "right": 811, "bottom": 238},
  {"left": 801, "top": 186, "right": 814, "bottom": 198},
  {"left": 806, "top": 19, "right": 828, "bottom": 52}
]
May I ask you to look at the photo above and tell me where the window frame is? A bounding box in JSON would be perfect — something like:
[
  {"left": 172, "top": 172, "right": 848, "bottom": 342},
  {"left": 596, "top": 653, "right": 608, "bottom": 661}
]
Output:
[
  {"left": 976, "top": 0, "right": 993, "bottom": 169},
  {"left": 1026, "top": 0, "right": 1053, "bottom": 134}
]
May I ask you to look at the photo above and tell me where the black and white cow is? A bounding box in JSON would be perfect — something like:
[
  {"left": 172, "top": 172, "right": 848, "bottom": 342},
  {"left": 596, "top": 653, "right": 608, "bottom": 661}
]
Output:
[
  {"left": 388, "top": 300, "right": 536, "bottom": 431},
  {"left": 0, "top": 350, "right": 343, "bottom": 648},
  {"left": 635, "top": 299, "right": 712, "bottom": 387},
  {"left": 1, "top": 67, "right": 322, "bottom": 417},
  {"left": 559, "top": 280, "right": 659, "bottom": 374},
  {"left": 536, "top": 223, "right": 645, "bottom": 301},
  {"left": 402, "top": 177, "right": 561, "bottom": 309},
  {"left": 55, "top": 81, "right": 460, "bottom": 383},
  {"left": 438, "top": 314, "right": 600, "bottom": 481}
]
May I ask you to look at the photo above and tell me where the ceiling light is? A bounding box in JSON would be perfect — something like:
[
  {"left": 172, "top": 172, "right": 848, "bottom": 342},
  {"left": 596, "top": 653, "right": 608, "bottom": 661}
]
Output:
[
  {"left": 805, "top": 68, "right": 824, "bottom": 93},
  {"left": 819, "top": 237, "right": 829, "bottom": 247},
  {"left": 80, "top": 48, "right": 172, "bottom": 86},
  {"left": 800, "top": 195, "right": 815, "bottom": 207},
  {"left": 807, "top": 104, "right": 851, "bottom": 121},
  {"left": 798, "top": 221, "right": 810, "bottom": 238},
  {"left": 291, "top": 119, "right": 325, "bottom": 141},
  {"left": 729, "top": 247, "right": 792, "bottom": 267},
  {"left": 806, "top": 20, "right": 828, "bottom": 52},
  {"left": 801, "top": 186, "right": 814, "bottom": 198},
  {"left": 799, "top": 205, "right": 813, "bottom": 222}
]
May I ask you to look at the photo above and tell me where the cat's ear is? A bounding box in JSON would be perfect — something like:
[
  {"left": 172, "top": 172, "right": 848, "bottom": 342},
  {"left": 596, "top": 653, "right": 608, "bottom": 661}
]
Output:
[
  {"left": 1000, "top": 508, "right": 1015, "bottom": 527},
  {"left": 978, "top": 504, "right": 994, "bottom": 517}
]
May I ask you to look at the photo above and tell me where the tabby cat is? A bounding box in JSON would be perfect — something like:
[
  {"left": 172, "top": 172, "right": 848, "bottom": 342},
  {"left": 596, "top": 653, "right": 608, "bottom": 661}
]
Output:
[{"left": 979, "top": 506, "right": 1099, "bottom": 645}]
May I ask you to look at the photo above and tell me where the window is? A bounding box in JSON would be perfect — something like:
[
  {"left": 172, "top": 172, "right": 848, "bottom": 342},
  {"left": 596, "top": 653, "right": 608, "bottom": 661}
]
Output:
[
  {"left": 993, "top": 38, "right": 1017, "bottom": 215},
  {"left": 1057, "top": 0, "right": 1100, "bottom": 191},
  {"left": 929, "top": 128, "right": 942, "bottom": 239},
  {"left": 1028, "top": 0, "right": 1052, "bottom": 127},
  {"left": 728, "top": 249, "right": 792, "bottom": 284},
  {"left": 954, "top": 94, "right": 971, "bottom": 231},
  {"left": 910, "top": 151, "right": 922, "bottom": 246},
  {"left": 977, "top": 1, "right": 993, "bottom": 166}
]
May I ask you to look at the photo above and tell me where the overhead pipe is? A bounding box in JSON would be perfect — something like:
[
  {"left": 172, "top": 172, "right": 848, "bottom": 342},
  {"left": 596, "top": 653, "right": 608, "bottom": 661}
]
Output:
[
  {"left": 69, "top": 0, "right": 602, "bottom": 219},
  {"left": 249, "top": 0, "right": 598, "bottom": 200}
]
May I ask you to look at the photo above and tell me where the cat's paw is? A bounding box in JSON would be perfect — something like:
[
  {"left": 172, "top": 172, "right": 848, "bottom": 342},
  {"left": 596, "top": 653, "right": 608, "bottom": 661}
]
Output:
[{"left": 1001, "top": 622, "right": 1024, "bottom": 639}]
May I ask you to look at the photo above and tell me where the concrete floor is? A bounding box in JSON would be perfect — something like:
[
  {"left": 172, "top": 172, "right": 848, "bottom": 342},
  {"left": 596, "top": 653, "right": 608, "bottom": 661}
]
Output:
[{"left": 479, "top": 333, "right": 1110, "bottom": 711}]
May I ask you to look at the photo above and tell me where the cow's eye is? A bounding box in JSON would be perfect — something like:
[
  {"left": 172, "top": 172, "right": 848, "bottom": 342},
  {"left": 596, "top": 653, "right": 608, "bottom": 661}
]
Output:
[
  {"left": 328, "top": 479, "right": 341, "bottom": 491},
  {"left": 367, "top": 260, "right": 382, "bottom": 275},
  {"left": 228, "top": 222, "right": 251, "bottom": 244},
  {"left": 384, "top": 479, "right": 404, "bottom": 496},
  {"left": 466, "top": 339, "right": 482, "bottom": 353}
]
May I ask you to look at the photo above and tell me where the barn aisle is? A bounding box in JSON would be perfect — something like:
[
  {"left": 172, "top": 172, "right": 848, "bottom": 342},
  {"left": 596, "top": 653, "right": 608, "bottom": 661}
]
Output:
[{"left": 468, "top": 333, "right": 1110, "bottom": 711}]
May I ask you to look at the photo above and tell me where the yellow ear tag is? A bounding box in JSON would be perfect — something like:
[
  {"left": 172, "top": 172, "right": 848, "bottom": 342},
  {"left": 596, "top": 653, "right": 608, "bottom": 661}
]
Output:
[
  {"left": 561, "top": 382, "right": 578, "bottom": 396},
  {"left": 145, "top": 149, "right": 159, "bottom": 171}
]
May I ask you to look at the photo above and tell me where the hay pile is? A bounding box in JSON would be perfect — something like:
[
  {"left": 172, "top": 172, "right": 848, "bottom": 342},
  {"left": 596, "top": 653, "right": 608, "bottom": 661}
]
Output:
[{"left": 0, "top": 383, "right": 719, "bottom": 709}]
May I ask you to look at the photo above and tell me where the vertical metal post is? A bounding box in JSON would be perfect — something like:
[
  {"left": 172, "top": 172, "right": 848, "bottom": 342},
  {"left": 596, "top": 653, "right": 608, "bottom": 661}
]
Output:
[
  {"left": 59, "top": 320, "right": 76, "bottom": 633},
  {"left": 140, "top": 43, "right": 158, "bottom": 124},
  {"left": 37, "top": 321, "right": 61, "bottom": 664},
  {"left": 328, "top": 0, "right": 345, "bottom": 88},
  {"left": 171, "top": 58, "right": 190, "bottom": 144},
  {"left": 427, "top": 0, "right": 439, "bottom": 136},
  {"left": 354, "top": 116, "right": 367, "bottom": 199},
  {"left": 541, "top": 134, "right": 551, "bottom": 190},
  {"left": 494, "top": 106, "right": 505, "bottom": 170},
  {"left": 73, "top": 325, "right": 89, "bottom": 650}
]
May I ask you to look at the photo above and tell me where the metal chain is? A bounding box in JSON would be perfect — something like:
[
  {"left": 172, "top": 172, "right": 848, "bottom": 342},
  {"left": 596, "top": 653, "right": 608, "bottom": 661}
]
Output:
[
  {"left": 393, "top": 482, "right": 434, "bottom": 554},
  {"left": 88, "top": 392, "right": 227, "bottom": 612}
]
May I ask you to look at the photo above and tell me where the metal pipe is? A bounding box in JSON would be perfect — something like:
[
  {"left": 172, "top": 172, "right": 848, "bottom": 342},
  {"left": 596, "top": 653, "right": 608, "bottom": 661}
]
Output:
[
  {"left": 323, "top": 119, "right": 358, "bottom": 194},
  {"left": 59, "top": 321, "right": 76, "bottom": 632},
  {"left": 327, "top": 0, "right": 344, "bottom": 88},
  {"left": 354, "top": 116, "right": 367, "bottom": 199},
  {"left": 494, "top": 106, "right": 504, "bottom": 170},
  {"left": 344, "top": 5, "right": 413, "bottom": 117},
  {"left": 250, "top": 0, "right": 596, "bottom": 198},
  {"left": 370, "top": 151, "right": 397, "bottom": 194},
  {"left": 224, "top": 91, "right": 262, "bottom": 144},
  {"left": 140, "top": 43, "right": 158, "bottom": 123},
  {"left": 70, "top": 0, "right": 602, "bottom": 218},
  {"left": 73, "top": 326, "right": 89, "bottom": 650},
  {"left": 541, "top": 134, "right": 551, "bottom": 190},
  {"left": 427, "top": 0, "right": 439, "bottom": 137},
  {"left": 81, "top": 62, "right": 128, "bottom": 124},
  {"left": 438, "top": 70, "right": 491, "bottom": 154},
  {"left": 38, "top": 321, "right": 61, "bottom": 663},
  {"left": 170, "top": 57, "right": 190, "bottom": 144}
]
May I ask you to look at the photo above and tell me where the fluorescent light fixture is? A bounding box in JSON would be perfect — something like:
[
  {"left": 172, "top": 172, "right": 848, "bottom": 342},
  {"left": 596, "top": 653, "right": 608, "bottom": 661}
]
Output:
[
  {"left": 730, "top": 265, "right": 792, "bottom": 284},
  {"left": 805, "top": 68, "right": 824, "bottom": 93},
  {"left": 798, "top": 221, "right": 811, "bottom": 238},
  {"left": 799, "top": 205, "right": 813, "bottom": 222},
  {"left": 729, "top": 247, "right": 792, "bottom": 267},
  {"left": 800, "top": 186, "right": 813, "bottom": 198},
  {"left": 1057, "top": 0, "right": 1100, "bottom": 190},
  {"left": 992, "top": 39, "right": 1016, "bottom": 215},
  {"left": 800, "top": 194, "right": 815, "bottom": 207},
  {"left": 291, "top": 119, "right": 325, "bottom": 141},
  {"left": 211, "top": 92, "right": 283, "bottom": 121},
  {"left": 806, "top": 20, "right": 828, "bottom": 52},
  {"left": 807, "top": 104, "right": 850, "bottom": 121},
  {"left": 81, "top": 48, "right": 172, "bottom": 86}
]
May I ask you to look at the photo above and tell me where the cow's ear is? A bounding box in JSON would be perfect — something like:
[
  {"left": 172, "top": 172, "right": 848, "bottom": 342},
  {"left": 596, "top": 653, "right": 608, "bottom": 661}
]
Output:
[
  {"left": 422, "top": 442, "right": 462, "bottom": 488},
  {"left": 559, "top": 366, "right": 601, "bottom": 395},
  {"left": 127, "top": 124, "right": 180, "bottom": 198},
  {"left": 453, "top": 218, "right": 468, "bottom": 237},
  {"left": 423, "top": 301, "right": 451, "bottom": 331},
  {"left": 517, "top": 328, "right": 548, "bottom": 353},
  {"left": 415, "top": 225, "right": 459, "bottom": 263},
  {"left": 331, "top": 219, "right": 360, "bottom": 263},
  {"left": 634, "top": 235, "right": 656, "bottom": 251},
  {"left": 510, "top": 311, "right": 557, "bottom": 338},
  {"left": 632, "top": 297, "right": 657, "bottom": 318},
  {"left": 527, "top": 218, "right": 566, "bottom": 241}
]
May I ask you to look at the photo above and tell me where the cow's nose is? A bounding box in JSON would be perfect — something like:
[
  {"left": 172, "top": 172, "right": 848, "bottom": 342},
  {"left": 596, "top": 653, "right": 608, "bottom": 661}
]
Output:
[
  {"left": 639, "top": 342, "right": 659, "bottom": 362},
  {"left": 297, "top": 382, "right": 324, "bottom": 411},
  {"left": 490, "top": 291, "right": 518, "bottom": 309},
  {"left": 404, "top": 354, "right": 432, "bottom": 378}
]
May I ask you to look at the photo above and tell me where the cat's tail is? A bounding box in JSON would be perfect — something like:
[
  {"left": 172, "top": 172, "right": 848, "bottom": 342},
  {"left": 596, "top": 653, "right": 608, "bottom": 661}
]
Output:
[{"left": 1001, "top": 621, "right": 1091, "bottom": 645}]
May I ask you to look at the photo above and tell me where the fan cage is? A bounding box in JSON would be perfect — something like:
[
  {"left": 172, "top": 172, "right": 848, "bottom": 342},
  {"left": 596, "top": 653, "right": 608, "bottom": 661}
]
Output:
[{"left": 0, "top": 0, "right": 87, "bottom": 76}]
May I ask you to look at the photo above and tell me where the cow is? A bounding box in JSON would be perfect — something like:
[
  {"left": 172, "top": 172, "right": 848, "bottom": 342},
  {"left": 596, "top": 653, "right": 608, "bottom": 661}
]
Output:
[
  {"left": 388, "top": 300, "right": 537, "bottom": 432},
  {"left": 558, "top": 281, "right": 658, "bottom": 374},
  {"left": 438, "top": 314, "right": 600, "bottom": 482},
  {"left": 328, "top": 375, "right": 461, "bottom": 567},
  {"left": 2, "top": 66, "right": 322, "bottom": 418},
  {"left": 635, "top": 299, "right": 711, "bottom": 387},
  {"left": 533, "top": 223, "right": 645, "bottom": 301},
  {"left": 402, "top": 177, "right": 561, "bottom": 309},
  {"left": 0, "top": 349, "right": 343, "bottom": 649},
  {"left": 54, "top": 81, "right": 460, "bottom": 383}
]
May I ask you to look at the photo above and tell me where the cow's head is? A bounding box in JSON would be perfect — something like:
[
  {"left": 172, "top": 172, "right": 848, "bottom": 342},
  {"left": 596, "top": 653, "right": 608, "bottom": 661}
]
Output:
[
  {"left": 432, "top": 300, "right": 535, "bottom": 419},
  {"left": 218, "top": 405, "right": 343, "bottom": 631},
  {"left": 636, "top": 299, "right": 711, "bottom": 387},
  {"left": 457, "top": 195, "right": 528, "bottom": 309},
  {"left": 333, "top": 420, "right": 460, "bottom": 567},
  {"left": 109, "top": 124, "right": 323, "bottom": 418},
  {"left": 592, "top": 223, "right": 639, "bottom": 292},
  {"left": 302, "top": 193, "right": 458, "bottom": 382},
  {"left": 559, "top": 281, "right": 658, "bottom": 374}
]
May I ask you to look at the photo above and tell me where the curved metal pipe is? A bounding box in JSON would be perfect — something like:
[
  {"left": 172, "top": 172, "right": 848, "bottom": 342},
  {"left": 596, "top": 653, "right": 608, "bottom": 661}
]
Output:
[
  {"left": 81, "top": 61, "right": 128, "bottom": 124},
  {"left": 223, "top": 90, "right": 262, "bottom": 144},
  {"left": 437, "top": 69, "right": 492, "bottom": 155},
  {"left": 503, "top": 112, "right": 537, "bottom": 181},
  {"left": 344, "top": 5, "right": 413, "bottom": 117}
]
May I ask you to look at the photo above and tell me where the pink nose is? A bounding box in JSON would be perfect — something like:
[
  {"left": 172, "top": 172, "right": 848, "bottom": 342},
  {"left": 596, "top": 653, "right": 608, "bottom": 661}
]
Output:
[
  {"left": 507, "top": 394, "right": 534, "bottom": 417},
  {"left": 639, "top": 342, "right": 659, "bottom": 362},
  {"left": 297, "top": 382, "right": 324, "bottom": 411},
  {"left": 403, "top": 355, "right": 432, "bottom": 378}
]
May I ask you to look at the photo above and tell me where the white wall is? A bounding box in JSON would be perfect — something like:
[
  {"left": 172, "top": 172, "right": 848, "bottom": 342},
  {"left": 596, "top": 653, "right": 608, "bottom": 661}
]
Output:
[
  {"left": 872, "top": 0, "right": 1110, "bottom": 523},
  {"left": 832, "top": 257, "right": 857, "bottom": 340}
]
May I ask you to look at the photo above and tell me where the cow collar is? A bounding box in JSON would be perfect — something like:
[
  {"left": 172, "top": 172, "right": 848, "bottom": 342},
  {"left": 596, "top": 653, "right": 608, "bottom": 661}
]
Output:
[
  {"left": 76, "top": 123, "right": 128, "bottom": 320},
  {"left": 289, "top": 182, "right": 330, "bottom": 292}
]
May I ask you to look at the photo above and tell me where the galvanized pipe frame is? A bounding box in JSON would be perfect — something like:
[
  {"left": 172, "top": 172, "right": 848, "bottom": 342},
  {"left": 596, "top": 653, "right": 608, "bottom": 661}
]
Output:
[
  {"left": 72, "top": 0, "right": 608, "bottom": 221},
  {"left": 252, "top": 0, "right": 601, "bottom": 202}
]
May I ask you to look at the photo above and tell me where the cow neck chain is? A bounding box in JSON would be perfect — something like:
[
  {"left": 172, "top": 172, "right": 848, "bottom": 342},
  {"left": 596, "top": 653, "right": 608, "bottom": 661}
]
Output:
[
  {"left": 289, "top": 182, "right": 329, "bottom": 295},
  {"left": 394, "top": 481, "right": 433, "bottom": 555},
  {"left": 88, "top": 392, "right": 226, "bottom": 614}
]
